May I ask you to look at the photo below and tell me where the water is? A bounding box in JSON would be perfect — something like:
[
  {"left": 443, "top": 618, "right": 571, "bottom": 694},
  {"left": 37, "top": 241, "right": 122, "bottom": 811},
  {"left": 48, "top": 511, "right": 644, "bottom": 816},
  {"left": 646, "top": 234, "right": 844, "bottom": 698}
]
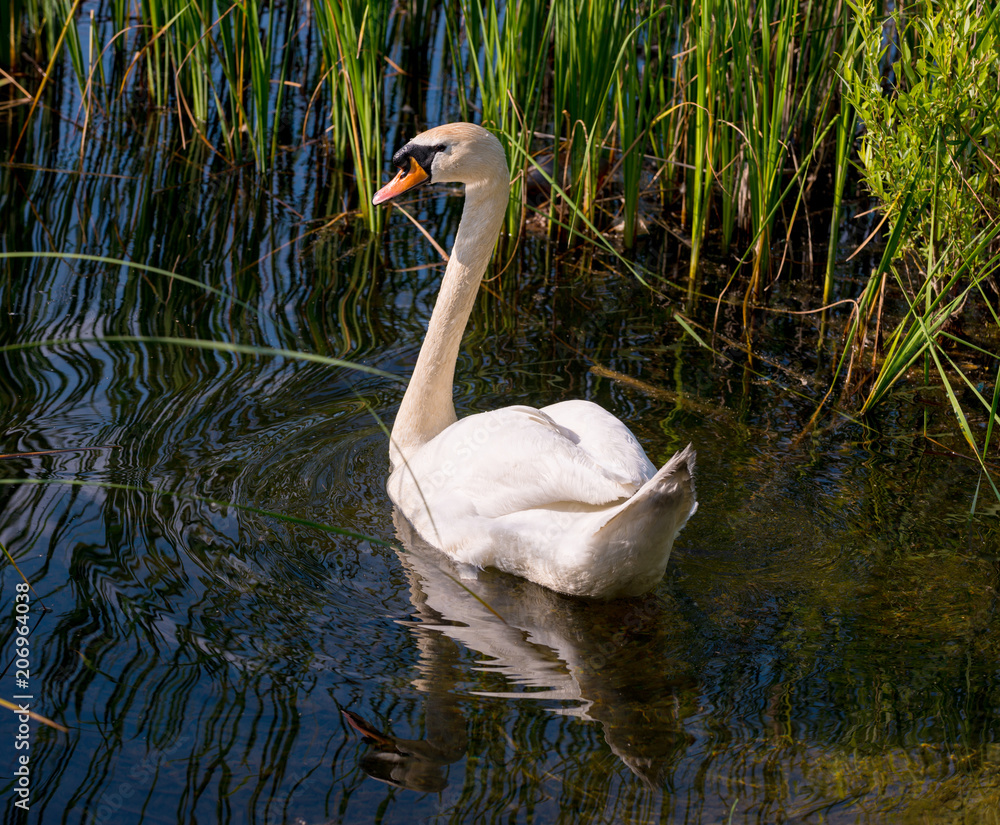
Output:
[{"left": 2, "top": 85, "right": 1000, "bottom": 825}]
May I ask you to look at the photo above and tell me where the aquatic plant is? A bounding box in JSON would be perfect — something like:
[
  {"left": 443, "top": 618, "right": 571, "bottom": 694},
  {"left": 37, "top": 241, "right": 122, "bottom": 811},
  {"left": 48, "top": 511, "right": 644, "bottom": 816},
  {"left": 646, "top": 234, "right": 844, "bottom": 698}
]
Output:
[
  {"left": 836, "top": 0, "right": 1000, "bottom": 484},
  {"left": 453, "top": 0, "right": 554, "bottom": 240},
  {"left": 314, "top": 0, "right": 392, "bottom": 230},
  {"left": 1, "top": 0, "right": 855, "bottom": 261}
]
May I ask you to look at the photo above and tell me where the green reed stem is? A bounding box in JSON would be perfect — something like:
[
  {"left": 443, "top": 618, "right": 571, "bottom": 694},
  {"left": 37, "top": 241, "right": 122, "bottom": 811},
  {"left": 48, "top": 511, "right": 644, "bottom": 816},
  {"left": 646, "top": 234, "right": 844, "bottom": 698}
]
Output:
[
  {"left": 687, "top": 0, "right": 714, "bottom": 288},
  {"left": 314, "top": 0, "right": 390, "bottom": 231}
]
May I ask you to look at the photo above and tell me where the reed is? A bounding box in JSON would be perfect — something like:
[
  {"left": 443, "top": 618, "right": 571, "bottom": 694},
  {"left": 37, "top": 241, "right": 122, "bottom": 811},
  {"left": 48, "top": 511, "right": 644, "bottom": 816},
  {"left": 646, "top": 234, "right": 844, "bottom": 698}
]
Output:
[
  {"left": 824, "top": 94, "right": 858, "bottom": 305},
  {"left": 685, "top": 0, "right": 715, "bottom": 286},
  {"left": 646, "top": 7, "right": 685, "bottom": 212},
  {"left": 2, "top": 0, "right": 83, "bottom": 82},
  {"left": 614, "top": 9, "right": 667, "bottom": 249},
  {"left": 314, "top": 0, "right": 392, "bottom": 230},
  {"left": 454, "top": 0, "right": 555, "bottom": 239},
  {"left": 3, "top": 0, "right": 850, "bottom": 252},
  {"left": 734, "top": 0, "right": 796, "bottom": 309},
  {"left": 550, "top": 0, "right": 635, "bottom": 230}
]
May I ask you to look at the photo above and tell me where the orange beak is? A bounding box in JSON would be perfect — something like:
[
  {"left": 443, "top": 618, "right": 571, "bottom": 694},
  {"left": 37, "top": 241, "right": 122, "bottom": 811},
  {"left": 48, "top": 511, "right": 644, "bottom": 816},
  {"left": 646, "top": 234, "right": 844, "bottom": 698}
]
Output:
[{"left": 372, "top": 156, "right": 429, "bottom": 205}]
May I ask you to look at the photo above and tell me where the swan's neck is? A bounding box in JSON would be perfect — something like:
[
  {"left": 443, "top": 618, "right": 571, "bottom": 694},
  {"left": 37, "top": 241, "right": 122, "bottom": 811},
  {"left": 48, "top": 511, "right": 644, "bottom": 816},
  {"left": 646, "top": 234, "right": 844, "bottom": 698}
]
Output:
[{"left": 390, "top": 179, "right": 508, "bottom": 469}]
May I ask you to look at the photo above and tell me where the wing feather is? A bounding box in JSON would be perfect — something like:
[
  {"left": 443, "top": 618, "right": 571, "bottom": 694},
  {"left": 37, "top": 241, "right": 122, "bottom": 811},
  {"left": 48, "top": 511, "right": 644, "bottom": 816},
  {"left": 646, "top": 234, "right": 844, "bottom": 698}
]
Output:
[{"left": 389, "top": 405, "right": 643, "bottom": 520}]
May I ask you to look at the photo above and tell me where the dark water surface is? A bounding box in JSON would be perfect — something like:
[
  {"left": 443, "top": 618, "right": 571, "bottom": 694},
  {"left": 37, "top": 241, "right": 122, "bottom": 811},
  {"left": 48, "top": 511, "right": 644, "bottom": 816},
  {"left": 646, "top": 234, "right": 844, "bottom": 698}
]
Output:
[{"left": 3, "top": 99, "right": 1000, "bottom": 825}]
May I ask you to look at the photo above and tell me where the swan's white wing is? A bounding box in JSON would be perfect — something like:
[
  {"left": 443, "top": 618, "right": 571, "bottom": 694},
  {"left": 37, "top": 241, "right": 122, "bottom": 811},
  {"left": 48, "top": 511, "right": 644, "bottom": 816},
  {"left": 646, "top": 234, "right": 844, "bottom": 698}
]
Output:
[
  {"left": 541, "top": 399, "right": 657, "bottom": 485},
  {"left": 388, "top": 401, "right": 695, "bottom": 595},
  {"left": 389, "top": 404, "right": 644, "bottom": 521}
]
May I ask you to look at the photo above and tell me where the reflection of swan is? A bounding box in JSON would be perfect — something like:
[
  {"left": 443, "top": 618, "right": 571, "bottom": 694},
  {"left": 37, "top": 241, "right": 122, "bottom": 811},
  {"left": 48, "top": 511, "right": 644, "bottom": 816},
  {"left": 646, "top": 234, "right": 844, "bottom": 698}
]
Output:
[
  {"left": 373, "top": 123, "right": 697, "bottom": 599},
  {"left": 344, "top": 513, "right": 695, "bottom": 789}
]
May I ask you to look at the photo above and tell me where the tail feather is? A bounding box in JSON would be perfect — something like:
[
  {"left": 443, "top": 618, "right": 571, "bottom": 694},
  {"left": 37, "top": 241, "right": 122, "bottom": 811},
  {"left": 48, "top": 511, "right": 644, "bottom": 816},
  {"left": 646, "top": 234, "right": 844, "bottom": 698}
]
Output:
[{"left": 595, "top": 443, "right": 698, "bottom": 549}]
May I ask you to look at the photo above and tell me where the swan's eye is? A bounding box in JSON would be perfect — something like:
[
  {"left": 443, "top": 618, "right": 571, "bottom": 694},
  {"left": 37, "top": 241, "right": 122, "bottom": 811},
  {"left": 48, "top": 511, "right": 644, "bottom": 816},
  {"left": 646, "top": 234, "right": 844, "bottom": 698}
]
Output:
[{"left": 435, "top": 144, "right": 447, "bottom": 153}]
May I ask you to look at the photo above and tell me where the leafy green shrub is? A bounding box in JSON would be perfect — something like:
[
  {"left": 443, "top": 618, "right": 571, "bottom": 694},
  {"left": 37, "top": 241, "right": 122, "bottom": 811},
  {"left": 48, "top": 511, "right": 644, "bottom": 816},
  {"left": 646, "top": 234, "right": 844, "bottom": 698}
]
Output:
[
  {"left": 846, "top": 0, "right": 1000, "bottom": 271},
  {"left": 840, "top": 0, "right": 1000, "bottom": 486}
]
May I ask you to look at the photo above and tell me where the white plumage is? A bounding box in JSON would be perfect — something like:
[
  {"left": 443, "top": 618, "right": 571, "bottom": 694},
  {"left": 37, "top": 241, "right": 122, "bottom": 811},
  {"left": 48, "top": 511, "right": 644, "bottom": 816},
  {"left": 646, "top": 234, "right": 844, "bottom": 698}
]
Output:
[{"left": 374, "top": 123, "right": 697, "bottom": 599}]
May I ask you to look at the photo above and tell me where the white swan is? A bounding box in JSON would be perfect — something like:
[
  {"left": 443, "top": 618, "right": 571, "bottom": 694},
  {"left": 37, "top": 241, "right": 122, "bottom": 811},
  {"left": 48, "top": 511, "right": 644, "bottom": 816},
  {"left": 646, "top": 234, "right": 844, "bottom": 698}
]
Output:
[{"left": 373, "top": 122, "right": 697, "bottom": 599}]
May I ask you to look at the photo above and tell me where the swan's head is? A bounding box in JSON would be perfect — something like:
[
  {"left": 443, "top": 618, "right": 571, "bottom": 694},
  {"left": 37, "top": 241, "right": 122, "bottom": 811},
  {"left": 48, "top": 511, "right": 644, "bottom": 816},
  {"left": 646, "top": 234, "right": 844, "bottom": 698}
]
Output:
[{"left": 372, "top": 123, "right": 508, "bottom": 206}]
